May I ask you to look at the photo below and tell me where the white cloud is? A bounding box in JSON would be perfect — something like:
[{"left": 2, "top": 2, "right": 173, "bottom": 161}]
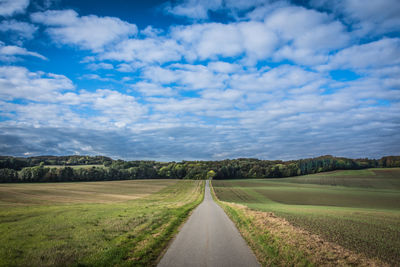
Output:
[
  {"left": 0, "top": 42, "right": 47, "bottom": 61},
  {"left": 0, "top": 66, "right": 73, "bottom": 101},
  {"left": 171, "top": 21, "right": 278, "bottom": 62},
  {"left": 265, "top": 6, "right": 350, "bottom": 65},
  {"left": 165, "top": 0, "right": 270, "bottom": 20},
  {"left": 131, "top": 82, "right": 175, "bottom": 97},
  {"left": 0, "top": 66, "right": 147, "bottom": 129},
  {"left": 165, "top": 0, "right": 222, "bottom": 19},
  {"left": 311, "top": 0, "right": 400, "bottom": 36},
  {"left": 86, "top": 62, "right": 114, "bottom": 71},
  {"left": 151, "top": 97, "right": 235, "bottom": 116},
  {"left": 100, "top": 37, "right": 183, "bottom": 64},
  {"left": 31, "top": 9, "right": 138, "bottom": 51},
  {"left": 190, "top": 23, "right": 242, "bottom": 59},
  {"left": 80, "top": 74, "right": 114, "bottom": 82},
  {"left": 321, "top": 38, "right": 400, "bottom": 71},
  {"left": 84, "top": 89, "right": 147, "bottom": 126},
  {"left": 1, "top": 1, "right": 399, "bottom": 160},
  {"left": 0, "top": 102, "right": 83, "bottom": 128},
  {"left": 173, "top": 23, "right": 242, "bottom": 60},
  {"left": 141, "top": 66, "right": 177, "bottom": 84},
  {"left": 343, "top": 0, "right": 400, "bottom": 35},
  {"left": 167, "top": 5, "right": 350, "bottom": 65},
  {"left": 200, "top": 88, "right": 243, "bottom": 102},
  {"left": 140, "top": 26, "right": 163, "bottom": 37},
  {"left": 208, "top": 61, "right": 241, "bottom": 73},
  {"left": 1, "top": 93, "right": 144, "bottom": 130},
  {"left": 116, "top": 63, "right": 136, "bottom": 73},
  {"left": 237, "top": 21, "right": 278, "bottom": 63},
  {"left": 0, "top": 20, "right": 37, "bottom": 41},
  {"left": 143, "top": 64, "right": 227, "bottom": 90},
  {"left": 0, "top": 0, "right": 29, "bottom": 17},
  {"left": 32, "top": 0, "right": 60, "bottom": 10},
  {"left": 79, "top": 56, "right": 95, "bottom": 63},
  {"left": 224, "top": 0, "right": 269, "bottom": 10},
  {"left": 230, "top": 65, "right": 321, "bottom": 92}
]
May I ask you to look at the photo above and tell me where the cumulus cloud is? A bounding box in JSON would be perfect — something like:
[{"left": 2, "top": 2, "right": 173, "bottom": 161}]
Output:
[
  {"left": 265, "top": 6, "right": 350, "bottom": 65},
  {"left": 320, "top": 38, "right": 400, "bottom": 71},
  {"left": 165, "top": 0, "right": 270, "bottom": 20},
  {"left": 230, "top": 65, "right": 321, "bottom": 92},
  {"left": 1, "top": 91, "right": 146, "bottom": 129},
  {"left": 26, "top": 4, "right": 351, "bottom": 67},
  {"left": 86, "top": 62, "right": 114, "bottom": 71},
  {"left": 208, "top": 61, "right": 241, "bottom": 73},
  {"left": 143, "top": 64, "right": 227, "bottom": 90},
  {"left": 0, "top": 68, "right": 147, "bottom": 131},
  {"left": 312, "top": 0, "right": 400, "bottom": 36},
  {"left": 0, "top": 0, "right": 29, "bottom": 17},
  {"left": 100, "top": 37, "right": 183, "bottom": 64},
  {"left": 131, "top": 82, "right": 175, "bottom": 97},
  {"left": 31, "top": 9, "right": 138, "bottom": 51},
  {"left": 0, "top": 20, "right": 37, "bottom": 42},
  {"left": 0, "top": 66, "right": 71, "bottom": 102},
  {"left": 343, "top": 0, "right": 400, "bottom": 35},
  {"left": 2, "top": 99, "right": 399, "bottom": 160},
  {"left": 81, "top": 89, "right": 147, "bottom": 127},
  {"left": 80, "top": 74, "right": 114, "bottom": 82},
  {"left": 171, "top": 21, "right": 278, "bottom": 62},
  {"left": 1, "top": 1, "right": 399, "bottom": 160},
  {"left": 164, "top": 0, "right": 222, "bottom": 20},
  {"left": 165, "top": 5, "right": 350, "bottom": 65},
  {"left": 0, "top": 42, "right": 47, "bottom": 61}
]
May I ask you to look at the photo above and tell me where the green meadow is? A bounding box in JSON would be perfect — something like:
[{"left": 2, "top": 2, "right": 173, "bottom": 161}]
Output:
[
  {"left": 0, "top": 180, "right": 204, "bottom": 266},
  {"left": 213, "top": 168, "right": 400, "bottom": 265}
]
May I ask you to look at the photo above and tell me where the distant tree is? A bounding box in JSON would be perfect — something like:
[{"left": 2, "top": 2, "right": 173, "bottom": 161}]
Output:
[{"left": 207, "top": 170, "right": 216, "bottom": 180}]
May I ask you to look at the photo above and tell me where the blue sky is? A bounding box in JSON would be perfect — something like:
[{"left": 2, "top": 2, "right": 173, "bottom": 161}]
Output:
[{"left": 0, "top": 0, "right": 399, "bottom": 161}]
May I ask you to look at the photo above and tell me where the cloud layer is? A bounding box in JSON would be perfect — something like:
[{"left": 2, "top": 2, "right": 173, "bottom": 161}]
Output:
[{"left": 0, "top": 0, "right": 399, "bottom": 160}]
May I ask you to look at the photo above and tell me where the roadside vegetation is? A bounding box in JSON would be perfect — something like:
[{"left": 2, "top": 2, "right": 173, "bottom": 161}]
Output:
[
  {"left": 0, "top": 180, "right": 204, "bottom": 266},
  {"left": 212, "top": 168, "right": 400, "bottom": 266}
]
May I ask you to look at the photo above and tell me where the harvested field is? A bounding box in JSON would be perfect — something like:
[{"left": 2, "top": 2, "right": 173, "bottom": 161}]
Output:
[
  {"left": 213, "top": 168, "right": 400, "bottom": 265},
  {"left": 0, "top": 179, "right": 175, "bottom": 204}
]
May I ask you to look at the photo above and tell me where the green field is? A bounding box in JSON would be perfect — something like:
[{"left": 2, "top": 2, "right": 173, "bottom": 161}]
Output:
[
  {"left": 213, "top": 168, "right": 400, "bottom": 265},
  {"left": 0, "top": 180, "right": 204, "bottom": 266}
]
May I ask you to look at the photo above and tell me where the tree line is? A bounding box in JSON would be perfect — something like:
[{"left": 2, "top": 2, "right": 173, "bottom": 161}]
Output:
[{"left": 0, "top": 155, "right": 399, "bottom": 183}]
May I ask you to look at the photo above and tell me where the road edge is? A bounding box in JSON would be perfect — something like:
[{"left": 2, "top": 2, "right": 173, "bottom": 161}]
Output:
[
  {"left": 209, "top": 180, "right": 261, "bottom": 266},
  {"left": 155, "top": 180, "right": 206, "bottom": 265}
]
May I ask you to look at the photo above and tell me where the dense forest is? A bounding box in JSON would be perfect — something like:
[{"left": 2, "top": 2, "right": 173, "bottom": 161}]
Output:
[{"left": 0, "top": 155, "right": 399, "bottom": 183}]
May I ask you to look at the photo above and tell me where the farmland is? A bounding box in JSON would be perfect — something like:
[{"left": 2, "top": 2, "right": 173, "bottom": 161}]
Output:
[
  {"left": 0, "top": 180, "right": 204, "bottom": 266},
  {"left": 212, "top": 168, "right": 400, "bottom": 266}
]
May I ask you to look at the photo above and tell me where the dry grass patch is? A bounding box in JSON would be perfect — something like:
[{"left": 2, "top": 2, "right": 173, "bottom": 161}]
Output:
[
  {"left": 211, "top": 180, "right": 391, "bottom": 267},
  {"left": 232, "top": 202, "right": 387, "bottom": 267}
]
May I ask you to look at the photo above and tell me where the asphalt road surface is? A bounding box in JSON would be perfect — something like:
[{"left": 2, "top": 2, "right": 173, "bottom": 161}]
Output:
[{"left": 158, "top": 180, "right": 260, "bottom": 267}]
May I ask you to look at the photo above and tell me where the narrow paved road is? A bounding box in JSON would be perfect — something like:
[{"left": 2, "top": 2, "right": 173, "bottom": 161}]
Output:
[{"left": 158, "top": 180, "right": 260, "bottom": 267}]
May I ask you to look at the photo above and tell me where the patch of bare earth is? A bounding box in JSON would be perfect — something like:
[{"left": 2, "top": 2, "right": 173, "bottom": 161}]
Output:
[{"left": 226, "top": 202, "right": 388, "bottom": 267}]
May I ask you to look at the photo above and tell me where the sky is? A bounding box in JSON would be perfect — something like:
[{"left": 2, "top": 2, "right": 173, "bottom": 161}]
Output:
[{"left": 0, "top": 0, "right": 399, "bottom": 161}]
